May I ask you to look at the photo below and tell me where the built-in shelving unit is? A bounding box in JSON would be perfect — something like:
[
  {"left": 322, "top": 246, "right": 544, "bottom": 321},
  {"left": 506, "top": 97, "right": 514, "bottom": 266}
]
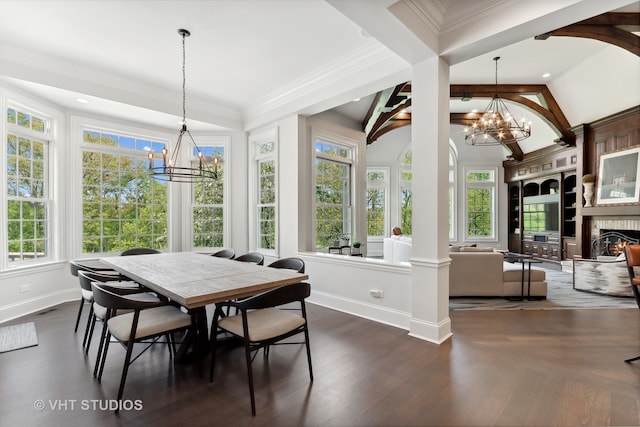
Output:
[{"left": 562, "top": 173, "right": 577, "bottom": 238}]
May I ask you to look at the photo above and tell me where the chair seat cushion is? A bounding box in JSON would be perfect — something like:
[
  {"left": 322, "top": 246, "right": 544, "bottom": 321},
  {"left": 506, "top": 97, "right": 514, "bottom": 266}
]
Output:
[
  {"left": 81, "top": 289, "right": 93, "bottom": 301},
  {"left": 219, "top": 308, "right": 305, "bottom": 342},
  {"left": 108, "top": 305, "right": 191, "bottom": 342}
]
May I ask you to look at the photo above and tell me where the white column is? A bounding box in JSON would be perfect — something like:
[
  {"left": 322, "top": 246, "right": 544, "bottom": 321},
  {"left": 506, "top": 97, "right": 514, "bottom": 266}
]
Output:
[{"left": 409, "top": 56, "right": 452, "bottom": 344}]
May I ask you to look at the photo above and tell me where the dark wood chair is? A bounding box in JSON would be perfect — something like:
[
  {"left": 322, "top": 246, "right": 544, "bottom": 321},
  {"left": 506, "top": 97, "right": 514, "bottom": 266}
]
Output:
[
  {"left": 77, "top": 270, "right": 143, "bottom": 355},
  {"left": 211, "top": 248, "right": 235, "bottom": 259},
  {"left": 267, "top": 257, "right": 305, "bottom": 273},
  {"left": 624, "top": 244, "right": 640, "bottom": 363},
  {"left": 234, "top": 252, "right": 264, "bottom": 265},
  {"left": 91, "top": 282, "right": 200, "bottom": 407},
  {"left": 209, "top": 283, "right": 313, "bottom": 416}
]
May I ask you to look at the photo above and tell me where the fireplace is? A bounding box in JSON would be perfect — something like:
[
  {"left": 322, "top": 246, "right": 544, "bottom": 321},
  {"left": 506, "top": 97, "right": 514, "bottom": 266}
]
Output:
[
  {"left": 590, "top": 219, "right": 640, "bottom": 259},
  {"left": 591, "top": 230, "right": 640, "bottom": 258}
]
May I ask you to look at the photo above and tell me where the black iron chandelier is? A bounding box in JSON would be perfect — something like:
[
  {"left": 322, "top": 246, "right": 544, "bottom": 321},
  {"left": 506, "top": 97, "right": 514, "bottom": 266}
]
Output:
[
  {"left": 148, "top": 29, "right": 219, "bottom": 182},
  {"left": 464, "top": 56, "right": 531, "bottom": 147}
]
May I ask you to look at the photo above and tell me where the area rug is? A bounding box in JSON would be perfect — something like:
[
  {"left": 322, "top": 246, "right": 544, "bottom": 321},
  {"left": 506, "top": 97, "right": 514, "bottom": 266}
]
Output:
[
  {"left": 450, "top": 268, "right": 638, "bottom": 311},
  {"left": 0, "top": 322, "right": 38, "bottom": 353}
]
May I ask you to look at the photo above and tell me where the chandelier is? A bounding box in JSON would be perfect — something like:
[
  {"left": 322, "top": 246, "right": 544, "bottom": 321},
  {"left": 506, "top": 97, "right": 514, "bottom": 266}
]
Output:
[
  {"left": 464, "top": 57, "right": 531, "bottom": 146},
  {"left": 148, "top": 29, "right": 219, "bottom": 182}
]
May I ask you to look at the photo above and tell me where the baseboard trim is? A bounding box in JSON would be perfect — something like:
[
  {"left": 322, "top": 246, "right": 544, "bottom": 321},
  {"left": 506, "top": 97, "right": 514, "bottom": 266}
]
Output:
[
  {"left": 0, "top": 289, "right": 78, "bottom": 324},
  {"left": 309, "top": 290, "right": 411, "bottom": 331}
]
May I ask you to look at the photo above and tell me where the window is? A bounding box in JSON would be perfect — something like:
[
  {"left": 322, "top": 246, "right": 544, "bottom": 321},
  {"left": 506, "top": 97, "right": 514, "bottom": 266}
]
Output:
[
  {"left": 255, "top": 138, "right": 277, "bottom": 251},
  {"left": 366, "top": 168, "right": 388, "bottom": 238},
  {"left": 81, "top": 129, "right": 168, "bottom": 253},
  {"left": 465, "top": 167, "right": 497, "bottom": 240},
  {"left": 6, "top": 106, "right": 52, "bottom": 263},
  {"left": 192, "top": 145, "right": 225, "bottom": 249},
  {"left": 314, "top": 138, "right": 353, "bottom": 249},
  {"left": 399, "top": 148, "right": 412, "bottom": 235}
]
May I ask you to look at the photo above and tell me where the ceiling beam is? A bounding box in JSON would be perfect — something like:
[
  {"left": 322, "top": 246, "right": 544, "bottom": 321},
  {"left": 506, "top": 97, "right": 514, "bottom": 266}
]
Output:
[{"left": 535, "top": 12, "right": 640, "bottom": 57}]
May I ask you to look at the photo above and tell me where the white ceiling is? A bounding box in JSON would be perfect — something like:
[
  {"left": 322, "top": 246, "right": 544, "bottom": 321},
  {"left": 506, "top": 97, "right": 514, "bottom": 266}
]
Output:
[{"left": 0, "top": 0, "right": 638, "bottom": 154}]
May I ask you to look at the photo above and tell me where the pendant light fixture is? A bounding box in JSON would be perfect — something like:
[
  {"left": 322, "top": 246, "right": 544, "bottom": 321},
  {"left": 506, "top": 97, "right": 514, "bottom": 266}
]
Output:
[
  {"left": 464, "top": 57, "right": 532, "bottom": 146},
  {"left": 148, "top": 28, "right": 219, "bottom": 182}
]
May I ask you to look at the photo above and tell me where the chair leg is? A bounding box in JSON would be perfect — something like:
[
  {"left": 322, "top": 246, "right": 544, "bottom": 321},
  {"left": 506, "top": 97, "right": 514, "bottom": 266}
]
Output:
[
  {"left": 82, "top": 304, "right": 94, "bottom": 349},
  {"left": 209, "top": 322, "right": 218, "bottom": 382},
  {"left": 74, "top": 298, "right": 85, "bottom": 332},
  {"left": 84, "top": 313, "right": 97, "bottom": 354},
  {"left": 243, "top": 340, "right": 256, "bottom": 416},
  {"left": 116, "top": 339, "right": 136, "bottom": 406},
  {"left": 97, "top": 330, "right": 111, "bottom": 382},
  {"left": 625, "top": 355, "right": 640, "bottom": 363},
  {"left": 303, "top": 327, "right": 314, "bottom": 382}
]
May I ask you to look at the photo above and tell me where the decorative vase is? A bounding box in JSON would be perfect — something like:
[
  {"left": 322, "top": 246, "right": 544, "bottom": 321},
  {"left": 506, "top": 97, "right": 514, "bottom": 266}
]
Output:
[
  {"left": 352, "top": 247, "right": 361, "bottom": 255},
  {"left": 583, "top": 182, "right": 594, "bottom": 207}
]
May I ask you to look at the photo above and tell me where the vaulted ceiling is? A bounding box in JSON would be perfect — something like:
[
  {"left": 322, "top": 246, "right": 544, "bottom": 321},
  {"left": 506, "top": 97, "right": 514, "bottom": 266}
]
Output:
[
  {"left": 359, "top": 11, "right": 639, "bottom": 160},
  {"left": 0, "top": 0, "right": 638, "bottom": 159}
]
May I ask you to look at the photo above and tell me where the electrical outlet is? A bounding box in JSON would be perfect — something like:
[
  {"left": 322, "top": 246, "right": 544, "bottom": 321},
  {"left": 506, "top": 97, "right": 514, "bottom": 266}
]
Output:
[
  {"left": 19, "top": 284, "right": 31, "bottom": 293},
  {"left": 369, "top": 289, "right": 384, "bottom": 298}
]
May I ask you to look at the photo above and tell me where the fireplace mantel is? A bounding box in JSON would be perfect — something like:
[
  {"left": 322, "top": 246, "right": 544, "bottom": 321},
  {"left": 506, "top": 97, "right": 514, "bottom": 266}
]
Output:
[{"left": 581, "top": 206, "right": 639, "bottom": 217}]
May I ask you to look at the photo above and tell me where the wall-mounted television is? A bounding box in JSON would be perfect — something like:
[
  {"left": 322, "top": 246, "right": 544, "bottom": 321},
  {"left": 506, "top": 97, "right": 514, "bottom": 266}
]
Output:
[{"left": 523, "top": 195, "right": 559, "bottom": 234}]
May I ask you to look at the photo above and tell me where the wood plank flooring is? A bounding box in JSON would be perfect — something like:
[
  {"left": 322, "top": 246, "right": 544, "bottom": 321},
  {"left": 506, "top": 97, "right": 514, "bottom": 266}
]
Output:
[{"left": 0, "top": 301, "right": 638, "bottom": 426}]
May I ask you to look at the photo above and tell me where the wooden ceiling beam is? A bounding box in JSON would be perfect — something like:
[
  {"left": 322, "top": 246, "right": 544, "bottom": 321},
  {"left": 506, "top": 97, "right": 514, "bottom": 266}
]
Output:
[{"left": 535, "top": 12, "right": 640, "bottom": 57}]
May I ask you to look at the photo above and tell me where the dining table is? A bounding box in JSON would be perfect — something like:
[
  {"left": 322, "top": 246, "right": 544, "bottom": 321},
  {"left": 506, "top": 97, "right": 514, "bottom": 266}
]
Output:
[{"left": 99, "top": 251, "right": 309, "bottom": 355}]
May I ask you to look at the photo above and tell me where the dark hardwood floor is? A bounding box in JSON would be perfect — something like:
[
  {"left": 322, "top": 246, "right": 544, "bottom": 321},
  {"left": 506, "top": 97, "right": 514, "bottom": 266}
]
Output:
[{"left": 1, "top": 301, "right": 639, "bottom": 426}]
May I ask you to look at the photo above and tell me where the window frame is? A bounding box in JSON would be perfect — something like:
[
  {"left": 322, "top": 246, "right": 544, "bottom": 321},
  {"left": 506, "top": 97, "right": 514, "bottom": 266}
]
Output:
[
  {"left": 249, "top": 128, "right": 278, "bottom": 256},
  {"left": 366, "top": 166, "right": 389, "bottom": 241},
  {"left": 71, "top": 116, "right": 174, "bottom": 257},
  {"left": 399, "top": 147, "right": 412, "bottom": 236},
  {"left": 312, "top": 131, "right": 356, "bottom": 250},
  {"left": 188, "top": 138, "right": 228, "bottom": 252},
  {"left": 449, "top": 143, "right": 458, "bottom": 242},
  {"left": 2, "top": 91, "right": 62, "bottom": 269},
  {"left": 183, "top": 135, "right": 230, "bottom": 252},
  {"left": 464, "top": 166, "right": 498, "bottom": 242}
]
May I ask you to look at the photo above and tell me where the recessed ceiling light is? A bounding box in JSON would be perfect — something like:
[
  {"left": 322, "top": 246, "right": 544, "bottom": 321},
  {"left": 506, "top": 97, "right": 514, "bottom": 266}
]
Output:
[
  {"left": 471, "top": 109, "right": 478, "bottom": 113},
  {"left": 352, "top": 98, "right": 361, "bottom": 102},
  {"left": 76, "top": 98, "right": 89, "bottom": 104},
  {"left": 542, "top": 73, "right": 551, "bottom": 78}
]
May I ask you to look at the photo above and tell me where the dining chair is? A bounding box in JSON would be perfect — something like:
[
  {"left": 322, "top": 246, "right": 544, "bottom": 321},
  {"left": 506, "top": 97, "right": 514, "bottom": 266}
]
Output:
[
  {"left": 71, "top": 259, "right": 125, "bottom": 333},
  {"left": 267, "top": 257, "right": 305, "bottom": 273},
  {"left": 234, "top": 252, "right": 264, "bottom": 265},
  {"left": 120, "top": 247, "right": 161, "bottom": 256},
  {"left": 209, "top": 282, "right": 313, "bottom": 416},
  {"left": 76, "top": 270, "right": 142, "bottom": 355},
  {"left": 624, "top": 244, "right": 640, "bottom": 363},
  {"left": 92, "top": 282, "right": 200, "bottom": 407},
  {"left": 211, "top": 248, "right": 235, "bottom": 259}
]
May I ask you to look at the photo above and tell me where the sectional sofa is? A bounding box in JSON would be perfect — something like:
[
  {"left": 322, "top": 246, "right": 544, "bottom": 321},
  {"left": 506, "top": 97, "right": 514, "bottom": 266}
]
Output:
[{"left": 448, "top": 247, "right": 547, "bottom": 298}]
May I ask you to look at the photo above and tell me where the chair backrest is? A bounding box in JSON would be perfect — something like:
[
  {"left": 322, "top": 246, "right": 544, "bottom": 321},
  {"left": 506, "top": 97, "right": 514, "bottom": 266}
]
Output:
[
  {"left": 77, "top": 270, "right": 129, "bottom": 292},
  {"left": 120, "top": 247, "right": 161, "bottom": 256},
  {"left": 624, "top": 245, "right": 640, "bottom": 308},
  {"left": 267, "top": 257, "right": 305, "bottom": 273},
  {"left": 238, "top": 283, "right": 311, "bottom": 311},
  {"left": 212, "top": 248, "right": 235, "bottom": 259},
  {"left": 234, "top": 252, "right": 264, "bottom": 265}
]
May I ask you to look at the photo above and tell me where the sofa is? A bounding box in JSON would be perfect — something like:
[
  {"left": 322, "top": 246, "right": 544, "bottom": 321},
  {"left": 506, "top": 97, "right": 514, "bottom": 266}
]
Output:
[
  {"left": 448, "top": 247, "right": 547, "bottom": 298},
  {"left": 383, "top": 235, "right": 412, "bottom": 262}
]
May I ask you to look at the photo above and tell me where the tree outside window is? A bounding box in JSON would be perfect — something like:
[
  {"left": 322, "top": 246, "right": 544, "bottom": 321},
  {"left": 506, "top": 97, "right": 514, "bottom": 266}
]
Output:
[
  {"left": 192, "top": 146, "right": 225, "bottom": 249},
  {"left": 366, "top": 168, "right": 388, "bottom": 237},
  {"left": 315, "top": 139, "right": 352, "bottom": 249},
  {"left": 400, "top": 149, "right": 412, "bottom": 235},
  {"left": 82, "top": 130, "right": 168, "bottom": 253},
  {"left": 465, "top": 168, "right": 496, "bottom": 240},
  {"left": 6, "top": 106, "right": 51, "bottom": 263}
]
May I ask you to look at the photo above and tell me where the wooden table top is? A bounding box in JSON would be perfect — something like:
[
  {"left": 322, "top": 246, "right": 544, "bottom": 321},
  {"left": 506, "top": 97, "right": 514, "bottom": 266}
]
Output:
[{"left": 100, "top": 252, "right": 308, "bottom": 309}]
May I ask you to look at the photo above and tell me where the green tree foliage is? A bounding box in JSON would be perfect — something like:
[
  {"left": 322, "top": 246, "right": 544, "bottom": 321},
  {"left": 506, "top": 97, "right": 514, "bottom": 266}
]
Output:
[{"left": 82, "top": 131, "right": 167, "bottom": 253}]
